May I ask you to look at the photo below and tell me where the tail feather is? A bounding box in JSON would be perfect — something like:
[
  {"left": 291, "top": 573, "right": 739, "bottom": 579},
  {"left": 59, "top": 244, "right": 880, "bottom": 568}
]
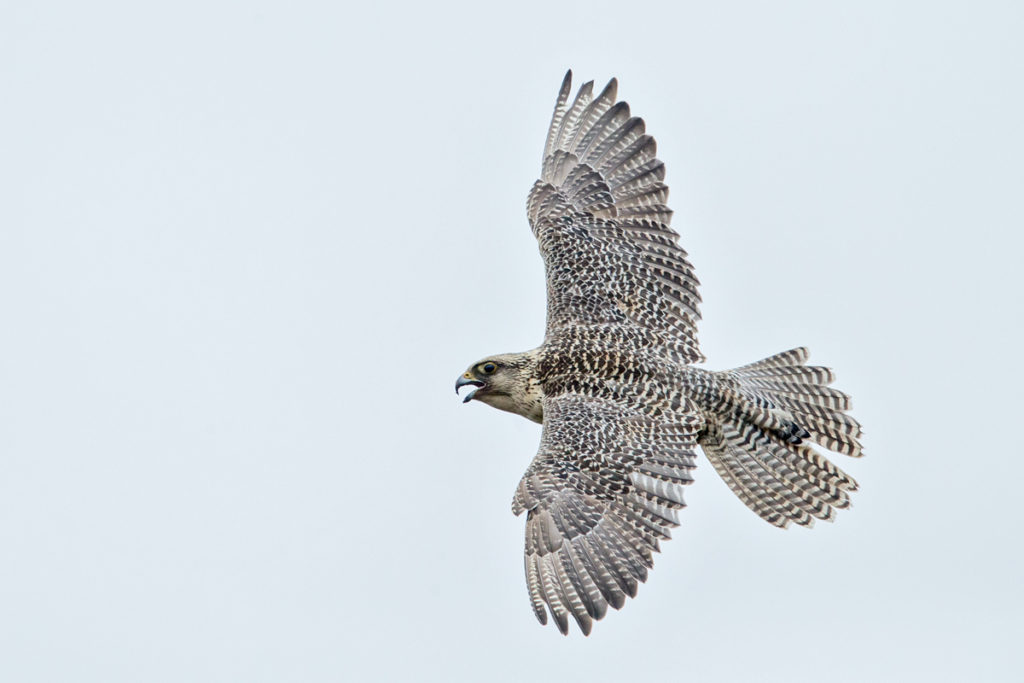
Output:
[
  {"left": 703, "top": 441, "right": 802, "bottom": 528},
  {"left": 730, "top": 346, "right": 810, "bottom": 372},
  {"left": 724, "top": 424, "right": 835, "bottom": 523},
  {"left": 705, "top": 422, "right": 842, "bottom": 528},
  {"left": 739, "top": 379, "right": 853, "bottom": 414},
  {"left": 773, "top": 440, "right": 857, "bottom": 499},
  {"left": 698, "top": 348, "right": 862, "bottom": 528},
  {"left": 740, "top": 364, "right": 836, "bottom": 385},
  {"left": 732, "top": 424, "right": 848, "bottom": 510}
]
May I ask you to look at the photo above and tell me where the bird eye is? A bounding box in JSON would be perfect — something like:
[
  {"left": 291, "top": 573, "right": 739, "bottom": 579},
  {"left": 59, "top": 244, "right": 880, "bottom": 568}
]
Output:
[{"left": 481, "top": 362, "right": 497, "bottom": 374}]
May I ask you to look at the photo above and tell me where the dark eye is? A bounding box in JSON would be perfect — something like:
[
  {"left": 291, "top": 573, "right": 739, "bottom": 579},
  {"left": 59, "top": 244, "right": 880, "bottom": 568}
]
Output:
[{"left": 481, "top": 362, "right": 497, "bottom": 374}]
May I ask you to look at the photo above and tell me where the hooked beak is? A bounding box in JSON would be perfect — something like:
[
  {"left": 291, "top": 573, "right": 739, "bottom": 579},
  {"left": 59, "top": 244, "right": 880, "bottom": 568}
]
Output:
[{"left": 455, "top": 374, "right": 485, "bottom": 403}]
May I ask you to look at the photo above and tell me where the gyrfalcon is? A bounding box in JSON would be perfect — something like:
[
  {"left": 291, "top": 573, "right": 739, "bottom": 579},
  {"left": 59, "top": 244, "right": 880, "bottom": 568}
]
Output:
[{"left": 456, "top": 71, "right": 863, "bottom": 635}]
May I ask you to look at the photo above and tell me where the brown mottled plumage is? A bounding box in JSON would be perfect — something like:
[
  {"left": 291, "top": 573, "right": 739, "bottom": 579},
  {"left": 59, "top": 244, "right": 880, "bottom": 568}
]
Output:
[{"left": 455, "top": 72, "right": 863, "bottom": 636}]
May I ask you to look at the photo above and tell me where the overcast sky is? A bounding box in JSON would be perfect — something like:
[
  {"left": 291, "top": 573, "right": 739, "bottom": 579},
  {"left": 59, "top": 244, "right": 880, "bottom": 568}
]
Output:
[{"left": 2, "top": 1, "right": 1023, "bottom": 681}]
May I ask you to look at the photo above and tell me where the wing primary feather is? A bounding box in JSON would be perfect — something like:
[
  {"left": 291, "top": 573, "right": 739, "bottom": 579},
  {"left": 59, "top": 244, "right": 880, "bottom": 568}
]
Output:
[
  {"left": 552, "top": 81, "right": 595, "bottom": 156},
  {"left": 543, "top": 70, "right": 574, "bottom": 162},
  {"left": 525, "top": 555, "right": 548, "bottom": 625},
  {"left": 539, "top": 555, "right": 571, "bottom": 635},
  {"left": 565, "top": 78, "right": 618, "bottom": 154}
]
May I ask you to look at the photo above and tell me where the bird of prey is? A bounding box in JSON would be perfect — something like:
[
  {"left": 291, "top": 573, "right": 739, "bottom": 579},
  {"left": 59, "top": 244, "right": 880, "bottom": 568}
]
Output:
[{"left": 455, "top": 71, "right": 862, "bottom": 636}]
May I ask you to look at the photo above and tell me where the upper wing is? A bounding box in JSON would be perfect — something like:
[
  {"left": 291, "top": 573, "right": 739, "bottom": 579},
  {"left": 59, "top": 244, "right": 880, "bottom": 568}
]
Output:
[
  {"left": 527, "top": 71, "right": 704, "bottom": 362},
  {"left": 512, "top": 391, "right": 700, "bottom": 635}
]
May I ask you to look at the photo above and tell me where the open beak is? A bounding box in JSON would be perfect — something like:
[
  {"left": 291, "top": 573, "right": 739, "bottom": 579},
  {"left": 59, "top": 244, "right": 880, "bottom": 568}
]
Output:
[{"left": 455, "top": 375, "right": 485, "bottom": 403}]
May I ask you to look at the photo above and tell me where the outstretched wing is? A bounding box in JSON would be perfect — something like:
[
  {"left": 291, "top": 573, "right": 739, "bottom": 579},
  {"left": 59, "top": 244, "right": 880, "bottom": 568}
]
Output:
[
  {"left": 512, "top": 392, "right": 700, "bottom": 635},
  {"left": 527, "top": 71, "right": 703, "bottom": 362}
]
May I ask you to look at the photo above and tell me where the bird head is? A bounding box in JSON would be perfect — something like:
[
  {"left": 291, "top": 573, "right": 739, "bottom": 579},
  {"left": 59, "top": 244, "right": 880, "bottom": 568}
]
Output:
[
  {"left": 455, "top": 357, "right": 511, "bottom": 405},
  {"left": 454, "top": 352, "right": 543, "bottom": 422}
]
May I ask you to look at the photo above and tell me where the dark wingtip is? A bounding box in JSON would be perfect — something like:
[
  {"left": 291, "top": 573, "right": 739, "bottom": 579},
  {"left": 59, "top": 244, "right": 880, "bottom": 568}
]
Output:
[
  {"left": 599, "top": 77, "right": 618, "bottom": 103},
  {"left": 556, "top": 70, "right": 572, "bottom": 102}
]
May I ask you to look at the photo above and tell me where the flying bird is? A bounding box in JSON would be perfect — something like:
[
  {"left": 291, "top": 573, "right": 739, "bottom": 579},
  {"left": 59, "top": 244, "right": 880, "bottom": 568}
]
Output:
[{"left": 455, "top": 72, "right": 863, "bottom": 636}]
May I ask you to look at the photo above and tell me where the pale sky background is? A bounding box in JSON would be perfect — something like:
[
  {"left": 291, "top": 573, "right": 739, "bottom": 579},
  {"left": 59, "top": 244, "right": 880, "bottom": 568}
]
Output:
[{"left": 2, "top": 1, "right": 1023, "bottom": 681}]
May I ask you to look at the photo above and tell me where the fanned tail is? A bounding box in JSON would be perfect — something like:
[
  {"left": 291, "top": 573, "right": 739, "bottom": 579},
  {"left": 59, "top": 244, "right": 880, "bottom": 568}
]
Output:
[{"left": 698, "top": 348, "right": 862, "bottom": 528}]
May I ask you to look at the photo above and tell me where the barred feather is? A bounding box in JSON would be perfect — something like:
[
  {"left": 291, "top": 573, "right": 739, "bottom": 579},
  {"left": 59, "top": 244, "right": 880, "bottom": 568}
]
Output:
[{"left": 698, "top": 350, "right": 862, "bottom": 526}]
